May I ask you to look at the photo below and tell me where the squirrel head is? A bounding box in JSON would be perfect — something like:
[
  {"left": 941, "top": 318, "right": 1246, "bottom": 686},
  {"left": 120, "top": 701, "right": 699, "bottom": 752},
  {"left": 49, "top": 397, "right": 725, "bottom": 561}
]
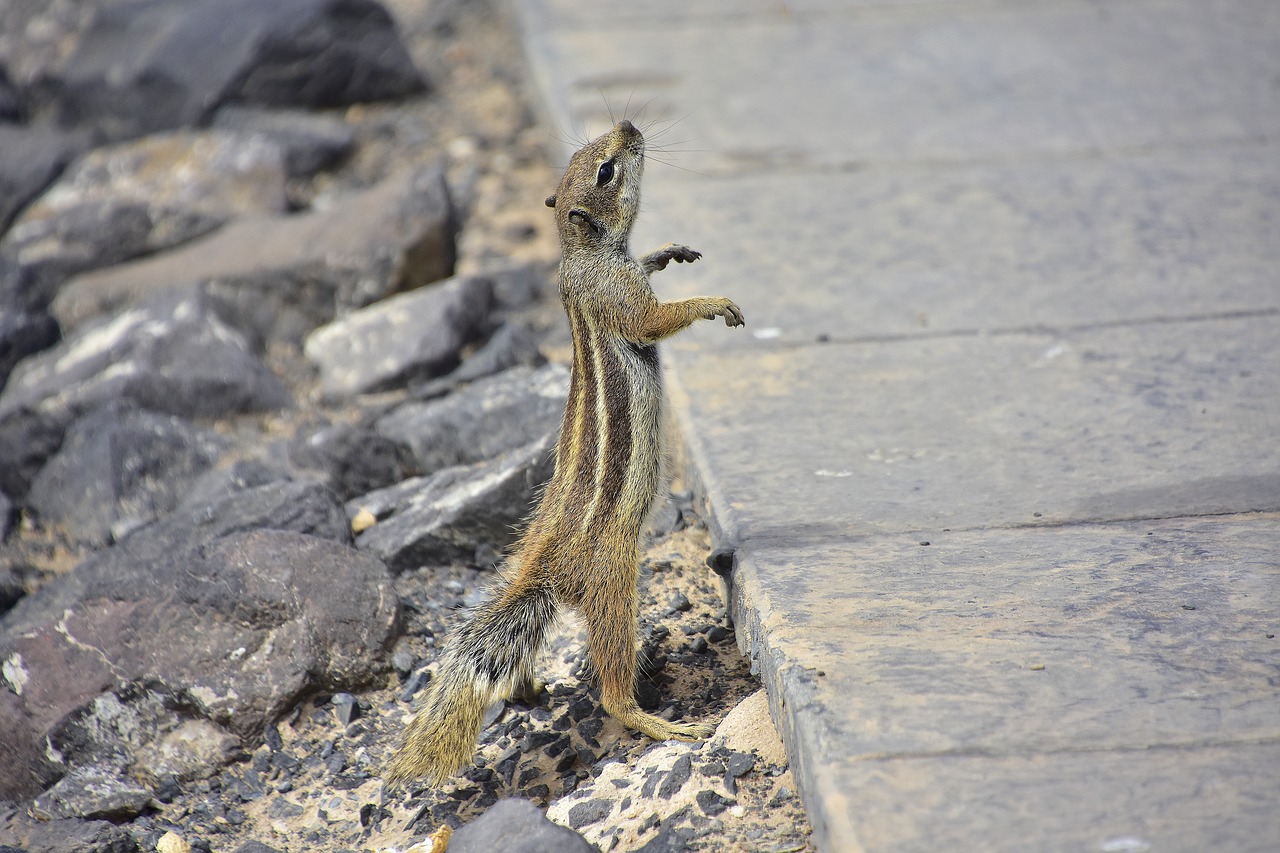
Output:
[{"left": 546, "top": 120, "right": 644, "bottom": 253}]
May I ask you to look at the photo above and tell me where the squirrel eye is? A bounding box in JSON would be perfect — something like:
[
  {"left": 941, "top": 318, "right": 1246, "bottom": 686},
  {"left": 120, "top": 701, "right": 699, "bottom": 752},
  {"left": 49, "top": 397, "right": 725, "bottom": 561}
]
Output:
[{"left": 596, "top": 160, "right": 615, "bottom": 186}]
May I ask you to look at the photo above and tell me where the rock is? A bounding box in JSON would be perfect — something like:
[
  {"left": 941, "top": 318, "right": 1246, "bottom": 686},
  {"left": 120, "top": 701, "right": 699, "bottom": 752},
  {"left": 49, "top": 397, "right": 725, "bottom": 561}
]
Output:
[
  {"left": 0, "top": 124, "right": 86, "bottom": 243},
  {"left": 694, "top": 789, "right": 733, "bottom": 817},
  {"left": 657, "top": 755, "right": 693, "bottom": 800},
  {"left": 567, "top": 798, "right": 613, "bottom": 830},
  {"left": 0, "top": 549, "right": 21, "bottom": 614},
  {"left": 31, "top": 0, "right": 425, "bottom": 142},
  {"left": 26, "top": 402, "right": 230, "bottom": 545},
  {"left": 230, "top": 842, "right": 284, "bottom": 853},
  {"left": 725, "top": 751, "right": 755, "bottom": 779},
  {"left": 351, "top": 431, "right": 555, "bottom": 572},
  {"left": 0, "top": 813, "right": 141, "bottom": 853},
  {"left": 0, "top": 285, "right": 289, "bottom": 499},
  {"left": 212, "top": 105, "right": 356, "bottom": 178},
  {"left": 305, "top": 274, "right": 493, "bottom": 397},
  {"left": 177, "top": 459, "right": 295, "bottom": 512},
  {"left": 398, "top": 322, "right": 548, "bottom": 403},
  {"left": 155, "top": 479, "right": 353, "bottom": 556},
  {"left": 52, "top": 166, "right": 457, "bottom": 342},
  {"left": 156, "top": 831, "right": 192, "bottom": 853},
  {"left": 288, "top": 422, "right": 417, "bottom": 500},
  {"left": 0, "top": 130, "right": 288, "bottom": 311},
  {"left": 29, "top": 680, "right": 242, "bottom": 820},
  {"left": 131, "top": 718, "right": 243, "bottom": 786},
  {"left": 449, "top": 798, "right": 596, "bottom": 853},
  {"left": 0, "top": 530, "right": 397, "bottom": 803},
  {"left": 0, "top": 66, "right": 20, "bottom": 121},
  {"left": 376, "top": 363, "right": 566, "bottom": 476},
  {"left": 0, "top": 309, "right": 59, "bottom": 393},
  {"left": 487, "top": 261, "right": 553, "bottom": 312}
]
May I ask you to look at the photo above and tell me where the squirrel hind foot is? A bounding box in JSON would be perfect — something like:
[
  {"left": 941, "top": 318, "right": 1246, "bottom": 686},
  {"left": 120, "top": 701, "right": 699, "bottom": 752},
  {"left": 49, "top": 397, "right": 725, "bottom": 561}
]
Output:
[{"left": 608, "top": 701, "right": 715, "bottom": 743}]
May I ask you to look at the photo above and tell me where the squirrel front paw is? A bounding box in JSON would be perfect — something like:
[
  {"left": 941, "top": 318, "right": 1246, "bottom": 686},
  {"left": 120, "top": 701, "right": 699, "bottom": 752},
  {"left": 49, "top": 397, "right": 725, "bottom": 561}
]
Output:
[
  {"left": 643, "top": 244, "right": 702, "bottom": 272},
  {"left": 706, "top": 298, "right": 745, "bottom": 328}
]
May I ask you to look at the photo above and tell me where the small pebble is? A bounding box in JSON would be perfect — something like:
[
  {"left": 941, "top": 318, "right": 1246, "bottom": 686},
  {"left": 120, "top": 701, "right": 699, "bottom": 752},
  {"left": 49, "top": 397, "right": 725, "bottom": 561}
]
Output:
[
  {"left": 331, "top": 693, "right": 357, "bottom": 726},
  {"left": 351, "top": 507, "right": 376, "bottom": 534},
  {"left": 726, "top": 751, "right": 756, "bottom": 778},
  {"left": 706, "top": 625, "right": 732, "bottom": 644}
]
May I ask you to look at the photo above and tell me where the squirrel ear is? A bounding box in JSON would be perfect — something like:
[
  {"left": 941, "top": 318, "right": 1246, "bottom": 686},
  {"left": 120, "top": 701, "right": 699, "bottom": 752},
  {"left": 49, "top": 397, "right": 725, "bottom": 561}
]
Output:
[
  {"left": 568, "top": 209, "right": 603, "bottom": 237},
  {"left": 544, "top": 194, "right": 557, "bottom": 208}
]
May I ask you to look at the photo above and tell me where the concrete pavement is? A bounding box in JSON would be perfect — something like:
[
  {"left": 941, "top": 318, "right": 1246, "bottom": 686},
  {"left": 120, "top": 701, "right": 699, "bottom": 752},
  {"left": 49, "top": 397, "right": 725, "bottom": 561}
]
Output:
[{"left": 509, "top": 1, "right": 1280, "bottom": 850}]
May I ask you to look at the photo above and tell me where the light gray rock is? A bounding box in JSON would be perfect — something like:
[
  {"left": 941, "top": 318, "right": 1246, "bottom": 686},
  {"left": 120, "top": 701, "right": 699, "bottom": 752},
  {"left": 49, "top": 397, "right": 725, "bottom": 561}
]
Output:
[
  {"left": 26, "top": 401, "right": 230, "bottom": 545},
  {"left": 350, "top": 431, "right": 555, "bottom": 572},
  {"left": 305, "top": 274, "right": 493, "bottom": 397},
  {"left": 212, "top": 105, "right": 356, "bottom": 178},
  {"left": 376, "top": 363, "right": 566, "bottom": 477},
  {"left": 0, "top": 129, "right": 288, "bottom": 311},
  {"left": 0, "top": 285, "right": 288, "bottom": 499},
  {"left": 31, "top": 679, "right": 239, "bottom": 821},
  {"left": 51, "top": 166, "right": 457, "bottom": 342}
]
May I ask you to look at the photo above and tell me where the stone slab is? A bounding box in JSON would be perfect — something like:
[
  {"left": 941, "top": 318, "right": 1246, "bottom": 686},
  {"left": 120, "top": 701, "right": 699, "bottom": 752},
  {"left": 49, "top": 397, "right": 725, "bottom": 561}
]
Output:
[
  {"left": 829, "top": 745, "right": 1280, "bottom": 853},
  {"left": 634, "top": 145, "right": 1280, "bottom": 344},
  {"left": 670, "top": 315, "right": 1279, "bottom": 542},
  {"left": 523, "top": 0, "right": 1280, "bottom": 171},
  {"left": 726, "top": 516, "right": 1280, "bottom": 851}
]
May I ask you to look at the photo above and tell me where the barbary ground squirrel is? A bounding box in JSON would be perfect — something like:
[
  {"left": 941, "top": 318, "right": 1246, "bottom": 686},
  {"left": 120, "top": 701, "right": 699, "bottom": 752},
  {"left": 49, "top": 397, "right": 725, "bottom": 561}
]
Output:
[{"left": 386, "top": 119, "right": 744, "bottom": 785}]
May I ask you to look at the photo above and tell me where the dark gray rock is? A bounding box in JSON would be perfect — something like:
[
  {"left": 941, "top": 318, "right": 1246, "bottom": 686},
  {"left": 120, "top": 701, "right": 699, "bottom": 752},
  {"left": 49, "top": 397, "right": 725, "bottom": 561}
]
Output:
[
  {"left": 0, "top": 813, "right": 141, "bottom": 853},
  {"left": 0, "top": 550, "right": 22, "bottom": 614},
  {"left": 305, "top": 274, "right": 493, "bottom": 397},
  {"left": 350, "top": 431, "right": 555, "bottom": 572},
  {"left": 289, "top": 422, "right": 417, "bottom": 501},
  {"left": 657, "top": 755, "right": 692, "bottom": 800},
  {"left": 177, "top": 458, "right": 295, "bottom": 512},
  {"left": 0, "top": 310, "right": 58, "bottom": 392},
  {"left": 0, "top": 530, "right": 397, "bottom": 803},
  {"left": 488, "top": 261, "right": 554, "bottom": 312},
  {"left": 0, "top": 66, "right": 20, "bottom": 122},
  {"left": 32, "top": 0, "right": 425, "bottom": 142},
  {"left": 725, "top": 751, "right": 755, "bottom": 778},
  {"left": 0, "top": 285, "right": 289, "bottom": 499},
  {"left": 0, "top": 130, "right": 288, "bottom": 311},
  {"left": 231, "top": 841, "right": 284, "bottom": 853},
  {"left": 140, "top": 479, "right": 351, "bottom": 562},
  {"left": 52, "top": 166, "right": 457, "bottom": 342},
  {"left": 449, "top": 798, "right": 597, "bottom": 853},
  {"left": 694, "top": 789, "right": 733, "bottom": 817},
  {"left": 31, "top": 679, "right": 241, "bottom": 821},
  {"left": 398, "top": 322, "right": 548, "bottom": 404},
  {"left": 566, "top": 798, "right": 612, "bottom": 830},
  {"left": 0, "top": 125, "right": 86, "bottom": 247},
  {"left": 376, "top": 363, "right": 567, "bottom": 477},
  {"left": 26, "top": 402, "right": 230, "bottom": 545},
  {"left": 213, "top": 105, "right": 356, "bottom": 178}
]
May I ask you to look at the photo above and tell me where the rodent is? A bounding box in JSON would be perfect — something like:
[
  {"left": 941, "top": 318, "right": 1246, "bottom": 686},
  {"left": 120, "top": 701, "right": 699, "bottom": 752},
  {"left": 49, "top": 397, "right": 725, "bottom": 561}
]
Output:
[{"left": 385, "top": 119, "right": 744, "bottom": 786}]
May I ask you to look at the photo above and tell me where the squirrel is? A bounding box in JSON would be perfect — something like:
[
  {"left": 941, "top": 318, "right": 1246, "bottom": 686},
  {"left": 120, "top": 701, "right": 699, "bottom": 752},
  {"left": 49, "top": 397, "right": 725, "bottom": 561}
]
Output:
[{"left": 385, "top": 119, "right": 744, "bottom": 786}]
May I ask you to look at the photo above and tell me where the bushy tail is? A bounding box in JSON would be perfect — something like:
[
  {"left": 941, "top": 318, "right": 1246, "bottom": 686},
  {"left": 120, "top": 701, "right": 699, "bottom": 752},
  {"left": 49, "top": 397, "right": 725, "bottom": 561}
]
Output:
[{"left": 385, "top": 580, "right": 557, "bottom": 786}]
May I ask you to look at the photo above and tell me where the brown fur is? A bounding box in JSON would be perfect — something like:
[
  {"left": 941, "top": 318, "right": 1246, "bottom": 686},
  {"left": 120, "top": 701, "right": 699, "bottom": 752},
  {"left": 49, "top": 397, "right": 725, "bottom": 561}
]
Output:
[{"left": 385, "top": 120, "right": 744, "bottom": 786}]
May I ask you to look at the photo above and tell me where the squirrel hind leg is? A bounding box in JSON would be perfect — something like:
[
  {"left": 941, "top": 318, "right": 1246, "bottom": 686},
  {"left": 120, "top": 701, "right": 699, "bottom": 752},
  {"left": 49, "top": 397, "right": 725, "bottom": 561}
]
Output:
[{"left": 582, "top": 578, "right": 714, "bottom": 744}]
